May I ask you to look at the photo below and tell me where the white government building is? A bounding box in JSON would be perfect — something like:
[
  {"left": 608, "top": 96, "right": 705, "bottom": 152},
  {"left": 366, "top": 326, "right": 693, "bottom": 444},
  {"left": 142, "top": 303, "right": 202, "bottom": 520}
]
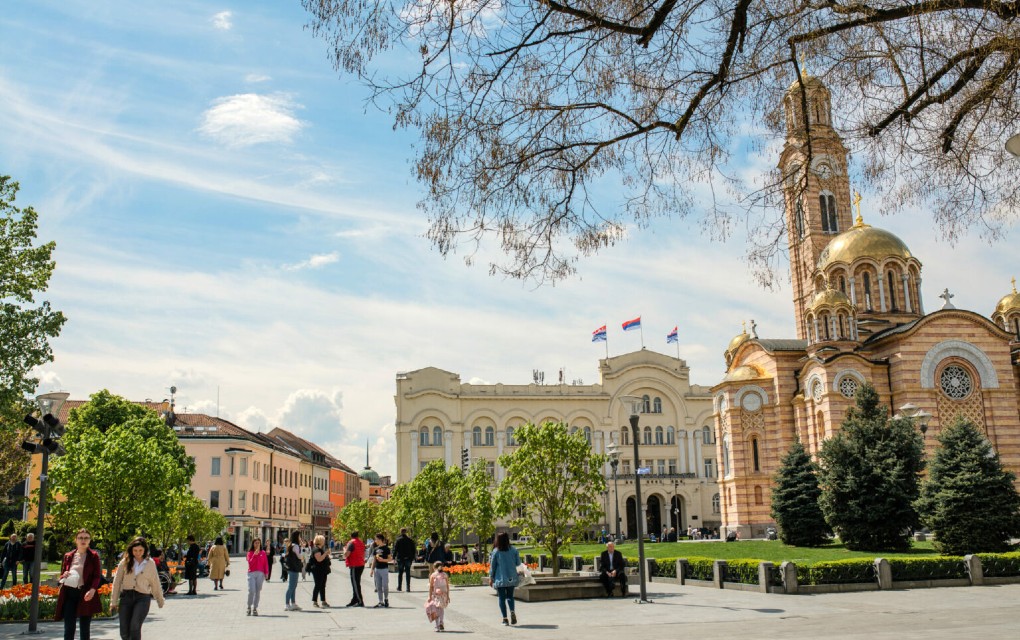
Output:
[{"left": 394, "top": 350, "right": 722, "bottom": 538}]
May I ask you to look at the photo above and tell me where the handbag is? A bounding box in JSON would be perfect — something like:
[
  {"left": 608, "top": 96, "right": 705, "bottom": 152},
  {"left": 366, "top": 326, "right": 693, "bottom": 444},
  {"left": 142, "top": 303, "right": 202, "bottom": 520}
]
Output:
[
  {"left": 425, "top": 601, "right": 440, "bottom": 622},
  {"left": 516, "top": 563, "right": 535, "bottom": 586},
  {"left": 225, "top": 569, "right": 230, "bottom": 577}
]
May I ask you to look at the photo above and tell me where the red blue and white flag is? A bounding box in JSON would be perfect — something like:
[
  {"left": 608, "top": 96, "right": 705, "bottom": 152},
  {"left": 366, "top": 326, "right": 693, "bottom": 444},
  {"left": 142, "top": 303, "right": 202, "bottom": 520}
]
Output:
[
  {"left": 592, "top": 325, "right": 607, "bottom": 342},
  {"left": 622, "top": 317, "right": 641, "bottom": 331},
  {"left": 666, "top": 326, "right": 678, "bottom": 343}
]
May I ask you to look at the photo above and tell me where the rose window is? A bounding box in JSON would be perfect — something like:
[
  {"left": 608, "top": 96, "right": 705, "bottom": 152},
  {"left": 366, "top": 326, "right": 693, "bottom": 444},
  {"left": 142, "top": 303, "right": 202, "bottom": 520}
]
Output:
[
  {"left": 940, "top": 365, "right": 973, "bottom": 400},
  {"left": 838, "top": 376, "right": 859, "bottom": 399}
]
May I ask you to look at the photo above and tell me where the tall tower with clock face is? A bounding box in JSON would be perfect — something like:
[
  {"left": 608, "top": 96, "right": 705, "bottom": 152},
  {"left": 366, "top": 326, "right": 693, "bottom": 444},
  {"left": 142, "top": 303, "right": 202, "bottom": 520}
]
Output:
[{"left": 778, "top": 73, "right": 855, "bottom": 340}]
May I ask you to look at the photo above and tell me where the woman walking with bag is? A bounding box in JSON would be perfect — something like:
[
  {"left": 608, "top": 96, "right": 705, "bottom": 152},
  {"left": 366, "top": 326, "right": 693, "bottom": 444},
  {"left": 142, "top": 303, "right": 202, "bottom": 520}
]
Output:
[
  {"left": 488, "top": 532, "right": 521, "bottom": 626},
  {"left": 110, "top": 537, "right": 165, "bottom": 640},
  {"left": 284, "top": 531, "right": 303, "bottom": 611},
  {"left": 55, "top": 528, "right": 102, "bottom": 640},
  {"left": 208, "top": 537, "right": 229, "bottom": 590},
  {"left": 309, "top": 535, "right": 331, "bottom": 608},
  {"left": 245, "top": 538, "right": 268, "bottom": 616}
]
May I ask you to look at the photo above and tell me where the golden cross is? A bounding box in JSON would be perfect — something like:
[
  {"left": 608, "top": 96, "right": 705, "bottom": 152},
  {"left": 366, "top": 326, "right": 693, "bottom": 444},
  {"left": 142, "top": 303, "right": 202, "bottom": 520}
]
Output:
[
  {"left": 852, "top": 190, "right": 864, "bottom": 225},
  {"left": 1012, "top": 276, "right": 1017, "bottom": 294},
  {"left": 799, "top": 52, "right": 809, "bottom": 77}
]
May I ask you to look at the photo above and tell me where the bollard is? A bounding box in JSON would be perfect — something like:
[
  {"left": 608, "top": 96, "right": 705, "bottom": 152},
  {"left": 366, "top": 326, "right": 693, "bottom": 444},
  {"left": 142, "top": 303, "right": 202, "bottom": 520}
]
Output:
[
  {"left": 964, "top": 555, "right": 984, "bottom": 586},
  {"left": 874, "top": 558, "right": 892, "bottom": 589},
  {"left": 758, "top": 562, "right": 774, "bottom": 594},
  {"left": 573, "top": 555, "right": 583, "bottom": 572},
  {"left": 779, "top": 561, "right": 798, "bottom": 594},
  {"left": 539, "top": 554, "right": 548, "bottom": 571},
  {"left": 713, "top": 560, "right": 727, "bottom": 589},
  {"left": 676, "top": 559, "right": 689, "bottom": 585}
]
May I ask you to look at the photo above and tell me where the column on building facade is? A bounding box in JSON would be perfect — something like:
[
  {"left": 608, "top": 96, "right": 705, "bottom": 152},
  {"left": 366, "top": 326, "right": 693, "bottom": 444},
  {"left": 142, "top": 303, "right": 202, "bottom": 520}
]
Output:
[
  {"left": 902, "top": 274, "right": 912, "bottom": 312},
  {"left": 812, "top": 317, "right": 820, "bottom": 342},
  {"left": 917, "top": 278, "right": 924, "bottom": 314},
  {"left": 693, "top": 430, "right": 703, "bottom": 478},
  {"left": 677, "top": 431, "right": 687, "bottom": 474},
  {"left": 410, "top": 434, "right": 419, "bottom": 480},
  {"left": 878, "top": 273, "right": 887, "bottom": 311},
  {"left": 687, "top": 429, "right": 697, "bottom": 476},
  {"left": 849, "top": 277, "right": 857, "bottom": 305},
  {"left": 444, "top": 430, "right": 453, "bottom": 467},
  {"left": 496, "top": 430, "right": 505, "bottom": 481}
]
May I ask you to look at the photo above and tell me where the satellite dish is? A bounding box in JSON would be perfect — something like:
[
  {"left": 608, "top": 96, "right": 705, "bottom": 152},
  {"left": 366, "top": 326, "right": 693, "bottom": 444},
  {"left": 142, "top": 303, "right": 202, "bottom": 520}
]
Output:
[{"left": 1007, "top": 133, "right": 1020, "bottom": 158}]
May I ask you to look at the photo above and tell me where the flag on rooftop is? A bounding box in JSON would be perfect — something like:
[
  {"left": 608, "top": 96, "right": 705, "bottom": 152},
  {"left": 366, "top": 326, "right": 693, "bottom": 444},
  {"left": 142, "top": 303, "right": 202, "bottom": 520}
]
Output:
[
  {"left": 667, "top": 326, "right": 678, "bottom": 343},
  {"left": 622, "top": 317, "right": 641, "bottom": 331},
  {"left": 592, "top": 325, "right": 607, "bottom": 342}
]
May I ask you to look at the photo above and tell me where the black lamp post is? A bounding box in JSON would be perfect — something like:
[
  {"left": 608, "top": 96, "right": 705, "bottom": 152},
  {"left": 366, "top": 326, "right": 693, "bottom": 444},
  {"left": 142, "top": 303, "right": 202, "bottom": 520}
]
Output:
[
  {"left": 620, "top": 395, "right": 650, "bottom": 603},
  {"left": 672, "top": 478, "right": 682, "bottom": 532},
  {"left": 607, "top": 442, "right": 621, "bottom": 542},
  {"left": 22, "top": 391, "right": 69, "bottom": 634}
]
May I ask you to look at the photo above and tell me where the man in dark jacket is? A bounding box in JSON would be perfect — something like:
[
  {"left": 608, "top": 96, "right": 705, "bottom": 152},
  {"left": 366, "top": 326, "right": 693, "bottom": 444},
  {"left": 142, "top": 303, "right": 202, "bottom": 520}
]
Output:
[
  {"left": 393, "top": 528, "right": 416, "bottom": 592},
  {"left": 1, "top": 534, "right": 21, "bottom": 589},
  {"left": 20, "top": 533, "right": 36, "bottom": 585},
  {"left": 598, "top": 541, "right": 627, "bottom": 597}
]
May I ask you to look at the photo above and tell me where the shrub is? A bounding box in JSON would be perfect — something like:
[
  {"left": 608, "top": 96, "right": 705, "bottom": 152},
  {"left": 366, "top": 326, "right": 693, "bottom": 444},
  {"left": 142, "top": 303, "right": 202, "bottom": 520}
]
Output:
[
  {"left": 723, "top": 559, "right": 760, "bottom": 584},
  {"left": 888, "top": 557, "right": 967, "bottom": 581},
  {"left": 656, "top": 557, "right": 678, "bottom": 579},
  {"left": 685, "top": 558, "right": 714, "bottom": 581},
  {"left": 799, "top": 559, "right": 876, "bottom": 585},
  {"left": 976, "top": 552, "right": 1020, "bottom": 577}
]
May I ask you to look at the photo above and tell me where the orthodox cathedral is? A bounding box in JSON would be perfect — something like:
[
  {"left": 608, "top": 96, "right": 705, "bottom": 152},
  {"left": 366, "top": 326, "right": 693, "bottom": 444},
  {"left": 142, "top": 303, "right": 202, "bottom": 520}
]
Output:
[{"left": 712, "top": 73, "right": 1020, "bottom": 538}]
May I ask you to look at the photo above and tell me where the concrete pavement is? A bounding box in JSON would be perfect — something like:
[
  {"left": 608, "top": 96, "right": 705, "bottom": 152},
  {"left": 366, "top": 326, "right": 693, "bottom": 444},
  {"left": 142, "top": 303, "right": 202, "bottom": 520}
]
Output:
[{"left": 2, "top": 564, "right": 1018, "bottom": 639}]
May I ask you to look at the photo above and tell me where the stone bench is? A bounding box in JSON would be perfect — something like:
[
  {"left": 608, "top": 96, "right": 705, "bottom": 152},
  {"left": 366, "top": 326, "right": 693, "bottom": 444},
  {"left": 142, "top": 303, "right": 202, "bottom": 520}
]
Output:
[
  {"left": 410, "top": 563, "right": 432, "bottom": 578},
  {"left": 515, "top": 575, "right": 628, "bottom": 602}
]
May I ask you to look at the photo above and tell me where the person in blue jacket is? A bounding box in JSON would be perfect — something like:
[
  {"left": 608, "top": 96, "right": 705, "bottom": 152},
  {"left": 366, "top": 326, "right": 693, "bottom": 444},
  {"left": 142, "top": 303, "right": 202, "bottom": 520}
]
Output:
[{"left": 488, "top": 532, "right": 521, "bottom": 626}]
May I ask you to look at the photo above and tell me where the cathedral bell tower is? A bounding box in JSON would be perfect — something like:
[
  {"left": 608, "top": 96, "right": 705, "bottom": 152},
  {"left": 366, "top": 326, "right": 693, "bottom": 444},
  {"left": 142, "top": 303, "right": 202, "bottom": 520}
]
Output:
[{"left": 779, "top": 72, "right": 854, "bottom": 340}]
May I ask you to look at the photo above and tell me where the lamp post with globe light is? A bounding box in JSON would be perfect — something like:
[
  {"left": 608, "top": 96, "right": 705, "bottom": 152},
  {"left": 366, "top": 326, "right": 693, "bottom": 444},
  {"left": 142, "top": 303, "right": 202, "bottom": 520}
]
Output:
[{"left": 620, "top": 395, "right": 650, "bottom": 603}]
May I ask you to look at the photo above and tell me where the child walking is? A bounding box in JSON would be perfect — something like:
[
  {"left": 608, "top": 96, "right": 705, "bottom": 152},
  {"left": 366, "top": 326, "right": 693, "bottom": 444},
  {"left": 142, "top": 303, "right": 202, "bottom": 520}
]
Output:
[
  {"left": 369, "top": 533, "right": 391, "bottom": 607},
  {"left": 427, "top": 562, "right": 450, "bottom": 632}
]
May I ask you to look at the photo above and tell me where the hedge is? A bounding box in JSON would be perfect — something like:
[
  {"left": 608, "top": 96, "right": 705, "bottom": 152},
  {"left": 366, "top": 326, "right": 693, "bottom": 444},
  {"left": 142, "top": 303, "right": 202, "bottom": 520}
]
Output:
[
  {"left": 723, "top": 559, "right": 761, "bottom": 585},
  {"left": 685, "top": 557, "right": 715, "bottom": 581},
  {"left": 888, "top": 557, "right": 967, "bottom": 581},
  {"left": 797, "top": 559, "right": 876, "bottom": 585},
  {"left": 976, "top": 552, "right": 1020, "bottom": 577},
  {"left": 656, "top": 557, "right": 679, "bottom": 579}
]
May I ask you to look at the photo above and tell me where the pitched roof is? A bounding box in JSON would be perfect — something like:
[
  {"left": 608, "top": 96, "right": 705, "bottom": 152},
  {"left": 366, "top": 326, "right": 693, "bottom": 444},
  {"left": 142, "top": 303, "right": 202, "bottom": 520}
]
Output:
[{"left": 755, "top": 338, "right": 809, "bottom": 352}]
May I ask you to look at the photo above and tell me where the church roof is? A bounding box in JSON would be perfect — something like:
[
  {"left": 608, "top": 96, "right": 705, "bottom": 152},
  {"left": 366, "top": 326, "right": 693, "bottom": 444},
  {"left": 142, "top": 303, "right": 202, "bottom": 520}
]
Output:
[
  {"left": 817, "top": 216, "right": 914, "bottom": 269},
  {"left": 756, "top": 339, "right": 809, "bottom": 352},
  {"left": 994, "top": 278, "right": 1020, "bottom": 316}
]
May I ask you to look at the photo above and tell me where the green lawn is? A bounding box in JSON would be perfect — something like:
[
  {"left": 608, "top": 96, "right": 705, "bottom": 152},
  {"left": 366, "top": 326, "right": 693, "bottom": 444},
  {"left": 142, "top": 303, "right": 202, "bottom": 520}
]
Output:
[{"left": 520, "top": 540, "right": 939, "bottom": 566}]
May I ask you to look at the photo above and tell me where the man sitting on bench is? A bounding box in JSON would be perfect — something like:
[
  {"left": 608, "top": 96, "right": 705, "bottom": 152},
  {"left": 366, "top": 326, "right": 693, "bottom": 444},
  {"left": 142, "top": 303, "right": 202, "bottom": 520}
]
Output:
[{"left": 599, "top": 542, "right": 627, "bottom": 597}]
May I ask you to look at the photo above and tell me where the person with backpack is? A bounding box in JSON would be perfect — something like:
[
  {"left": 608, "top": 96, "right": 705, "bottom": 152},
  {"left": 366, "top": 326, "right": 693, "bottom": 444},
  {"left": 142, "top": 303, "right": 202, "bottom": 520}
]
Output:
[
  {"left": 284, "top": 531, "right": 303, "bottom": 611},
  {"left": 308, "top": 535, "right": 331, "bottom": 608},
  {"left": 343, "top": 532, "right": 366, "bottom": 607}
]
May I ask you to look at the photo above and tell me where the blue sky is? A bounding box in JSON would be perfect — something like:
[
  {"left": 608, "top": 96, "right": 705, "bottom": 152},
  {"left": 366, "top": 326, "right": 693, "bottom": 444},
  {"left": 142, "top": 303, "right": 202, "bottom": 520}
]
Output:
[{"left": 3, "top": 1, "right": 1017, "bottom": 478}]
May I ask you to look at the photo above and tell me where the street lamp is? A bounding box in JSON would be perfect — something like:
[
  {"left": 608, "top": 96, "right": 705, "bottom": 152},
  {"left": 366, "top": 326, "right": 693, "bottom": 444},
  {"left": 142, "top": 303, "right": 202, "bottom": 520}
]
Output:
[
  {"left": 607, "top": 442, "right": 621, "bottom": 542},
  {"left": 23, "top": 391, "right": 69, "bottom": 634},
  {"left": 620, "top": 395, "right": 650, "bottom": 603},
  {"left": 899, "top": 402, "right": 932, "bottom": 436},
  {"left": 672, "top": 478, "right": 682, "bottom": 533}
]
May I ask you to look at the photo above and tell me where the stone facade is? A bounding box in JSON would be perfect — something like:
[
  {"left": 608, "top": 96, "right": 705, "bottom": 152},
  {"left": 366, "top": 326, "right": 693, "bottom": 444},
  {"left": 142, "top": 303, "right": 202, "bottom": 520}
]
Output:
[
  {"left": 395, "top": 350, "right": 722, "bottom": 537},
  {"left": 712, "top": 74, "right": 1020, "bottom": 539}
]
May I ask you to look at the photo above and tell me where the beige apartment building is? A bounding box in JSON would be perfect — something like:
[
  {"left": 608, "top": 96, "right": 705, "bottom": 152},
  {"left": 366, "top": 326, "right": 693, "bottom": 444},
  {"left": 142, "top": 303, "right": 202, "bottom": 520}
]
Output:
[{"left": 395, "top": 350, "right": 722, "bottom": 538}]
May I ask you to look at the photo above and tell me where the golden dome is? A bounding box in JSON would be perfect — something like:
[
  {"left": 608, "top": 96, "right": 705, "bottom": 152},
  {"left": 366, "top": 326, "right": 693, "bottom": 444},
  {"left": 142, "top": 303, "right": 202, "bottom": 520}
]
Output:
[
  {"left": 994, "top": 278, "right": 1020, "bottom": 315},
  {"left": 817, "top": 216, "right": 913, "bottom": 269},
  {"left": 726, "top": 325, "right": 750, "bottom": 354},
  {"left": 809, "top": 286, "right": 853, "bottom": 310},
  {"left": 724, "top": 364, "right": 765, "bottom": 382}
]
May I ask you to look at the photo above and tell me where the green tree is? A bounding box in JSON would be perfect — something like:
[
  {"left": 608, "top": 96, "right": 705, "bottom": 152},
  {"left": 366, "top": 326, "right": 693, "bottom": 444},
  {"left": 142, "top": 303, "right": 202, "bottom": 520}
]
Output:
[
  {"left": 0, "top": 176, "right": 65, "bottom": 496},
  {"left": 304, "top": 3, "right": 1020, "bottom": 284},
  {"left": 818, "top": 384, "right": 925, "bottom": 551},
  {"left": 496, "top": 421, "right": 606, "bottom": 575},
  {"left": 333, "top": 499, "right": 383, "bottom": 541},
  {"left": 770, "top": 439, "right": 830, "bottom": 547},
  {"left": 400, "top": 460, "right": 465, "bottom": 543},
  {"left": 49, "top": 398, "right": 194, "bottom": 576},
  {"left": 148, "top": 489, "right": 226, "bottom": 553},
  {"left": 916, "top": 417, "right": 1020, "bottom": 555},
  {"left": 457, "top": 459, "right": 496, "bottom": 554}
]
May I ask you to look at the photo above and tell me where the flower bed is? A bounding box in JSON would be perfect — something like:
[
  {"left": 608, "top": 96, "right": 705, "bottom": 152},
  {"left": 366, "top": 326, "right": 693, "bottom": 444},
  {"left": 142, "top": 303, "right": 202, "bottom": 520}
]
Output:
[
  {"left": 0, "top": 584, "right": 113, "bottom": 622},
  {"left": 444, "top": 562, "right": 540, "bottom": 586}
]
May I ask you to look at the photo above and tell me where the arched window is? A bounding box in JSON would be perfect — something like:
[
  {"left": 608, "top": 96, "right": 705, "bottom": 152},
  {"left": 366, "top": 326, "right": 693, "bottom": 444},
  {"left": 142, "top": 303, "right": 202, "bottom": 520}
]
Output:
[
  {"left": 655, "top": 426, "right": 664, "bottom": 445},
  {"left": 839, "top": 275, "right": 846, "bottom": 293},
  {"left": 583, "top": 426, "right": 592, "bottom": 443},
  {"left": 653, "top": 397, "right": 662, "bottom": 413},
  {"left": 643, "top": 426, "right": 652, "bottom": 445},
  {"left": 484, "top": 426, "right": 495, "bottom": 446},
  {"left": 642, "top": 395, "right": 651, "bottom": 413},
  {"left": 702, "top": 426, "right": 712, "bottom": 444},
  {"left": 819, "top": 193, "right": 838, "bottom": 233},
  {"left": 754, "top": 486, "right": 764, "bottom": 505},
  {"left": 419, "top": 427, "right": 429, "bottom": 447},
  {"left": 816, "top": 411, "right": 825, "bottom": 444},
  {"left": 723, "top": 436, "right": 731, "bottom": 478},
  {"left": 887, "top": 270, "right": 897, "bottom": 310},
  {"left": 433, "top": 426, "right": 443, "bottom": 446},
  {"left": 751, "top": 438, "right": 761, "bottom": 472},
  {"left": 666, "top": 426, "right": 675, "bottom": 445},
  {"left": 506, "top": 426, "right": 516, "bottom": 446},
  {"left": 472, "top": 426, "right": 482, "bottom": 446},
  {"left": 712, "top": 493, "right": 721, "bottom": 514},
  {"left": 863, "top": 272, "right": 872, "bottom": 310},
  {"left": 621, "top": 428, "right": 630, "bottom": 446}
]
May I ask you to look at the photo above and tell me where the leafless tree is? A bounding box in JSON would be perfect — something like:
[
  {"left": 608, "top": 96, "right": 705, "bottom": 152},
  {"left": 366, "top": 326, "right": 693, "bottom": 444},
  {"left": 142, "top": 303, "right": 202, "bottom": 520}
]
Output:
[{"left": 303, "top": 0, "right": 1020, "bottom": 285}]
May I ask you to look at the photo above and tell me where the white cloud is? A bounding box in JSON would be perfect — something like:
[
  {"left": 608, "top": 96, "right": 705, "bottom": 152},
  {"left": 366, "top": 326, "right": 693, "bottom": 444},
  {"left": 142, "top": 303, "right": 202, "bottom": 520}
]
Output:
[
  {"left": 245, "top": 73, "right": 271, "bottom": 83},
  {"left": 212, "top": 11, "right": 232, "bottom": 30},
  {"left": 283, "top": 251, "right": 340, "bottom": 271},
  {"left": 277, "top": 389, "right": 347, "bottom": 445},
  {"left": 198, "top": 93, "right": 304, "bottom": 147},
  {"left": 34, "top": 370, "right": 65, "bottom": 393},
  {"left": 236, "top": 406, "right": 270, "bottom": 433}
]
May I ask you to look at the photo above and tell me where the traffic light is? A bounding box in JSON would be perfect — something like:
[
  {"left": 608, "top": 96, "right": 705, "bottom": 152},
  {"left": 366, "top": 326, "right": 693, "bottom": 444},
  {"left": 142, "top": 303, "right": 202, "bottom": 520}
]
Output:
[
  {"left": 22, "top": 413, "right": 64, "bottom": 454},
  {"left": 461, "top": 447, "right": 469, "bottom": 471}
]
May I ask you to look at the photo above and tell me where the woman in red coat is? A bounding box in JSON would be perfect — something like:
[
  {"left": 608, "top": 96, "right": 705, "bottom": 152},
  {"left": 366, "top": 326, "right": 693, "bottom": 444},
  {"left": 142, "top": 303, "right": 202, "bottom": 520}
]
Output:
[{"left": 55, "top": 528, "right": 103, "bottom": 640}]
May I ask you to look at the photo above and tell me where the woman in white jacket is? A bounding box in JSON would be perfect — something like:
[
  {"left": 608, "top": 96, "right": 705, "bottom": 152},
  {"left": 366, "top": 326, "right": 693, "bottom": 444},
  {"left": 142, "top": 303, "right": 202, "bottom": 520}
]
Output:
[{"left": 110, "top": 537, "right": 165, "bottom": 640}]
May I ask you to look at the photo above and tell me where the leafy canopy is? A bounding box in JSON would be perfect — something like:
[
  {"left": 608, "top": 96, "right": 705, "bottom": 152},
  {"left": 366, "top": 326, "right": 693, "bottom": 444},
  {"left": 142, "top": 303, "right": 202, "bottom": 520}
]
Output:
[
  {"left": 916, "top": 417, "right": 1020, "bottom": 555},
  {"left": 496, "top": 421, "right": 606, "bottom": 575},
  {"left": 817, "top": 384, "right": 925, "bottom": 552},
  {"left": 304, "top": 2, "right": 1020, "bottom": 284}
]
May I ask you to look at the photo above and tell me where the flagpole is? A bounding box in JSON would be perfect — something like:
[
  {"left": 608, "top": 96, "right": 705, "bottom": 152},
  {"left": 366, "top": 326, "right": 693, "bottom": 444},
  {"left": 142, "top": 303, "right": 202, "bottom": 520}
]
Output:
[
  {"left": 605, "top": 329, "right": 609, "bottom": 359},
  {"left": 640, "top": 319, "right": 645, "bottom": 349},
  {"left": 675, "top": 325, "right": 680, "bottom": 361}
]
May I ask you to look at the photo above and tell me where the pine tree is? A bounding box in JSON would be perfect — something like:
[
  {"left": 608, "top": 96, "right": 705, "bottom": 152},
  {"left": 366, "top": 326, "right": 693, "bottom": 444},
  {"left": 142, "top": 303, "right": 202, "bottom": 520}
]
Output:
[
  {"left": 916, "top": 417, "right": 1020, "bottom": 555},
  {"left": 770, "top": 439, "right": 830, "bottom": 546},
  {"left": 817, "top": 384, "right": 925, "bottom": 551}
]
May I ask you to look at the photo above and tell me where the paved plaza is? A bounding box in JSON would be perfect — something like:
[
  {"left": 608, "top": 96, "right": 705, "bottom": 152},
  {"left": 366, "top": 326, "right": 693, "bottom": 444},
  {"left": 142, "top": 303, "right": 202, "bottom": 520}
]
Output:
[{"left": 2, "top": 565, "right": 1019, "bottom": 639}]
